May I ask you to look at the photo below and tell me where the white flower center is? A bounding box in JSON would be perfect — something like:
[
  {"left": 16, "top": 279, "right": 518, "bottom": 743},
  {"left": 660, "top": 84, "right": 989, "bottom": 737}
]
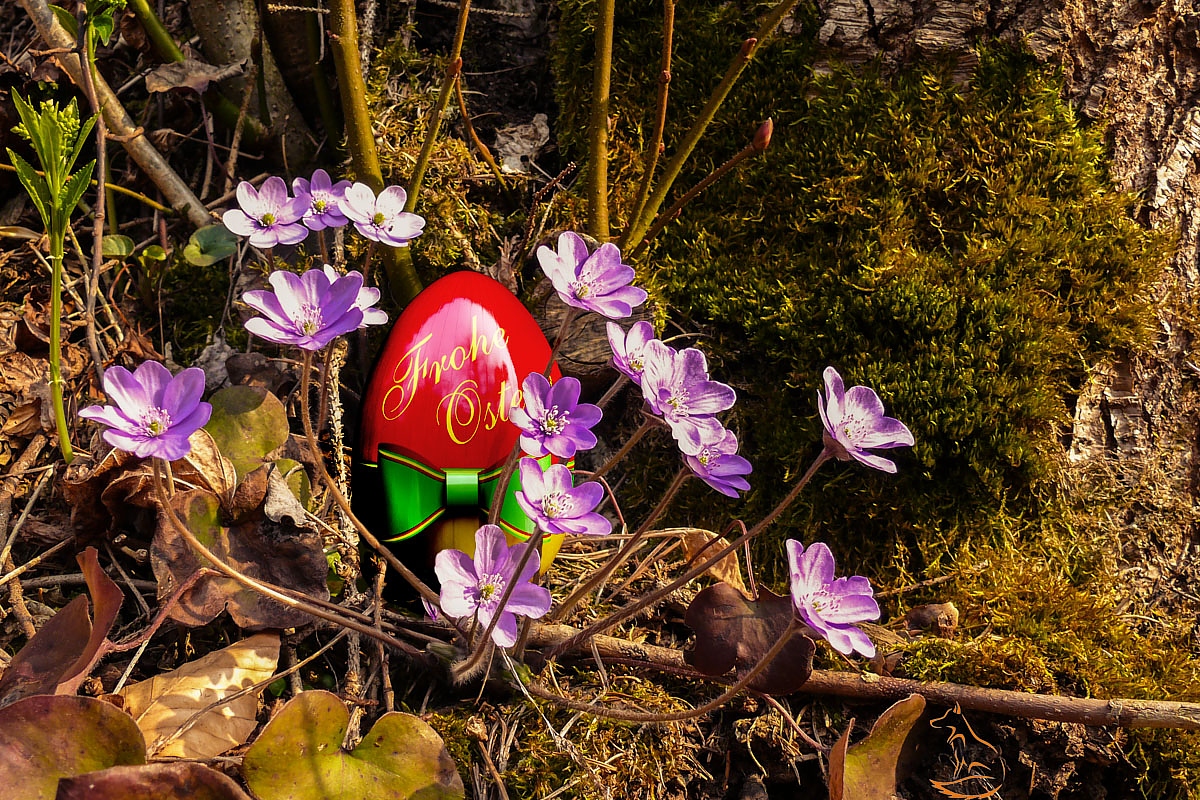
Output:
[
  {"left": 542, "top": 491, "right": 570, "bottom": 519},
  {"left": 475, "top": 572, "right": 507, "bottom": 612},
  {"left": 540, "top": 406, "right": 567, "bottom": 436},
  {"left": 298, "top": 303, "right": 324, "bottom": 336},
  {"left": 841, "top": 415, "right": 868, "bottom": 444},
  {"left": 259, "top": 212, "right": 277, "bottom": 227},
  {"left": 664, "top": 388, "right": 690, "bottom": 420},
  {"left": 372, "top": 211, "right": 387, "bottom": 226},
  {"left": 312, "top": 196, "right": 328, "bottom": 213},
  {"left": 629, "top": 355, "right": 645, "bottom": 373},
  {"left": 570, "top": 279, "right": 594, "bottom": 299},
  {"left": 808, "top": 589, "right": 840, "bottom": 616},
  {"left": 140, "top": 407, "right": 172, "bottom": 438}
]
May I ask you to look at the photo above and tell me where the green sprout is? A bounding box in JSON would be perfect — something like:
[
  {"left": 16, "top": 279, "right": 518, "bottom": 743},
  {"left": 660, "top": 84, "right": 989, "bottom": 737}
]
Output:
[{"left": 7, "top": 94, "right": 97, "bottom": 463}]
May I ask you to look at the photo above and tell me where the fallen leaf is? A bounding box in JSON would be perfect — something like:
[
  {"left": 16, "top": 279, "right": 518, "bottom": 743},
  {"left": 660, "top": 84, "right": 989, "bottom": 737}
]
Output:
[
  {"left": 680, "top": 529, "right": 749, "bottom": 597},
  {"left": 903, "top": 602, "right": 960, "bottom": 638},
  {"left": 180, "top": 428, "right": 239, "bottom": 502},
  {"left": 204, "top": 386, "right": 290, "bottom": 481},
  {"left": 119, "top": 633, "right": 280, "bottom": 759},
  {"left": 0, "top": 548, "right": 124, "bottom": 705},
  {"left": 57, "top": 762, "right": 253, "bottom": 800},
  {"left": 151, "top": 489, "right": 329, "bottom": 628},
  {"left": 241, "top": 691, "right": 464, "bottom": 800},
  {"left": 684, "top": 582, "right": 815, "bottom": 695},
  {"left": 144, "top": 58, "right": 245, "bottom": 94},
  {"left": 828, "top": 694, "right": 927, "bottom": 800},
  {"left": 0, "top": 400, "right": 41, "bottom": 436},
  {"left": 0, "top": 695, "right": 146, "bottom": 800}
]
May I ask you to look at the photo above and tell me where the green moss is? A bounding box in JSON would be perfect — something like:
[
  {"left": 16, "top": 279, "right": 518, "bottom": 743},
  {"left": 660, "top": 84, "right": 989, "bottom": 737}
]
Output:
[
  {"left": 365, "top": 41, "right": 506, "bottom": 286},
  {"left": 550, "top": 0, "right": 1189, "bottom": 794}
]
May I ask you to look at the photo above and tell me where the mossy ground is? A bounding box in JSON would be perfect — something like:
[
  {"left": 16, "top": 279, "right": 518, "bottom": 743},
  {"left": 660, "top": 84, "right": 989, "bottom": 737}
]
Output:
[
  {"left": 354, "top": 0, "right": 1200, "bottom": 794},
  {"left": 546, "top": 0, "right": 1197, "bottom": 797}
]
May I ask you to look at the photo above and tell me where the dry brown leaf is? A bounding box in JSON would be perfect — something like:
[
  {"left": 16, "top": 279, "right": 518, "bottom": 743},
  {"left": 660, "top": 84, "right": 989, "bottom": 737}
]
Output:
[
  {"left": 118, "top": 632, "right": 280, "bottom": 759},
  {"left": 680, "top": 528, "right": 749, "bottom": 597}
]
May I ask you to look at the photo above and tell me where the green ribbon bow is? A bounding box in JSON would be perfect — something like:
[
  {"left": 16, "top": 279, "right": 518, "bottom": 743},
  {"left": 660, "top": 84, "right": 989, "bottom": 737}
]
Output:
[{"left": 375, "top": 448, "right": 550, "bottom": 542}]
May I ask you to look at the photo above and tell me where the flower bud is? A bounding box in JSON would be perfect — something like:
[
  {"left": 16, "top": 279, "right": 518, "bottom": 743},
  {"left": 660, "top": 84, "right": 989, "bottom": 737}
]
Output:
[{"left": 753, "top": 118, "right": 774, "bottom": 152}]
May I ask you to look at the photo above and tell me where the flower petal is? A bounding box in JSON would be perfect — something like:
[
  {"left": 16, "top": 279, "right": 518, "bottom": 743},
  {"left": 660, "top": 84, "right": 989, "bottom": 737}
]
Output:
[
  {"left": 160, "top": 367, "right": 205, "bottom": 420},
  {"left": 473, "top": 524, "right": 508, "bottom": 576}
]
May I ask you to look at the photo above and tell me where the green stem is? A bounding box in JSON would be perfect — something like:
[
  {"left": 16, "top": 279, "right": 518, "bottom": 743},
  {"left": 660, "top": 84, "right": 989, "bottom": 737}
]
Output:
[
  {"left": 620, "top": 0, "right": 799, "bottom": 250},
  {"left": 125, "top": 0, "right": 266, "bottom": 146},
  {"left": 48, "top": 228, "right": 73, "bottom": 463},
  {"left": 327, "top": 0, "right": 422, "bottom": 304},
  {"left": 627, "top": 0, "right": 676, "bottom": 232},
  {"left": 586, "top": 0, "right": 616, "bottom": 240},
  {"left": 629, "top": 127, "right": 767, "bottom": 258},
  {"left": 406, "top": 0, "right": 472, "bottom": 215}
]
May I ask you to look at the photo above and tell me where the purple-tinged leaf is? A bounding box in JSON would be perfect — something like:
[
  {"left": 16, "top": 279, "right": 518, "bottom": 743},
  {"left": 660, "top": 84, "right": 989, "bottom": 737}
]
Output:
[
  {"left": 0, "top": 695, "right": 145, "bottom": 800},
  {"left": 684, "top": 582, "right": 815, "bottom": 695}
]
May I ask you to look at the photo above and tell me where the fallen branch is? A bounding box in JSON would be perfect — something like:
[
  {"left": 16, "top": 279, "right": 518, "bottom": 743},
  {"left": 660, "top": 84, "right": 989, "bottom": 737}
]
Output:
[
  {"left": 18, "top": 0, "right": 210, "bottom": 229},
  {"left": 526, "top": 622, "right": 1200, "bottom": 730}
]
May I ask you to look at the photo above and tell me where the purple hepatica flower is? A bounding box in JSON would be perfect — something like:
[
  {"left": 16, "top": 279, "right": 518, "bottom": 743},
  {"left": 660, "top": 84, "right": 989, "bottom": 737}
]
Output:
[
  {"left": 293, "top": 169, "right": 352, "bottom": 232},
  {"left": 818, "top": 366, "right": 915, "bottom": 474},
  {"left": 640, "top": 343, "right": 736, "bottom": 456},
  {"left": 341, "top": 183, "right": 426, "bottom": 247},
  {"left": 322, "top": 265, "right": 388, "bottom": 328},
  {"left": 515, "top": 458, "right": 611, "bottom": 537},
  {"left": 242, "top": 267, "right": 373, "bottom": 351},
  {"left": 786, "top": 540, "right": 879, "bottom": 659},
  {"left": 509, "top": 373, "right": 602, "bottom": 459},
  {"left": 684, "top": 429, "right": 752, "bottom": 498},
  {"left": 537, "top": 231, "right": 648, "bottom": 319},
  {"left": 80, "top": 361, "right": 212, "bottom": 461},
  {"left": 607, "top": 320, "right": 659, "bottom": 386},
  {"left": 222, "top": 177, "right": 309, "bottom": 248},
  {"left": 434, "top": 524, "right": 551, "bottom": 647}
]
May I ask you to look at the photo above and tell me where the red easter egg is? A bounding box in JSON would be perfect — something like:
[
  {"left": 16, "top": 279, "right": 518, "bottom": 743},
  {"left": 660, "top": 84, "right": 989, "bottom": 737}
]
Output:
[
  {"left": 359, "top": 271, "right": 558, "bottom": 467},
  {"left": 357, "top": 271, "right": 565, "bottom": 570}
]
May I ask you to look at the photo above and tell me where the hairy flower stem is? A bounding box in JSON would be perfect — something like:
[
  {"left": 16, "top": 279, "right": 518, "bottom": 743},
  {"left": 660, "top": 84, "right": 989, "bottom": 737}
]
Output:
[
  {"left": 627, "top": 0, "right": 676, "bottom": 231},
  {"left": 487, "top": 305, "right": 580, "bottom": 527},
  {"left": 548, "top": 307, "right": 581, "bottom": 368},
  {"left": 749, "top": 448, "right": 831, "bottom": 538},
  {"left": 591, "top": 417, "right": 656, "bottom": 481},
  {"left": 151, "top": 460, "right": 425, "bottom": 657},
  {"left": 327, "top": 0, "right": 421, "bottom": 304},
  {"left": 619, "top": 0, "right": 799, "bottom": 251},
  {"left": 551, "top": 466, "right": 689, "bottom": 622},
  {"left": 79, "top": 19, "right": 108, "bottom": 386},
  {"left": 629, "top": 131, "right": 768, "bottom": 258},
  {"left": 529, "top": 620, "right": 800, "bottom": 721},
  {"left": 299, "top": 352, "right": 441, "bottom": 606},
  {"left": 585, "top": 0, "right": 616, "bottom": 240},
  {"left": 317, "top": 229, "right": 329, "bottom": 265},
  {"left": 596, "top": 374, "right": 630, "bottom": 410},
  {"left": 547, "top": 448, "right": 831, "bottom": 659},
  {"left": 450, "top": 528, "right": 546, "bottom": 681}
]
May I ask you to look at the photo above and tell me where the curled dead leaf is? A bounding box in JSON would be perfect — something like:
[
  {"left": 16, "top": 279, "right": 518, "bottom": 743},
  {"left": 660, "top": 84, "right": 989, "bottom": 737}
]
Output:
[
  {"left": 119, "top": 632, "right": 280, "bottom": 759},
  {"left": 679, "top": 528, "right": 749, "bottom": 597}
]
